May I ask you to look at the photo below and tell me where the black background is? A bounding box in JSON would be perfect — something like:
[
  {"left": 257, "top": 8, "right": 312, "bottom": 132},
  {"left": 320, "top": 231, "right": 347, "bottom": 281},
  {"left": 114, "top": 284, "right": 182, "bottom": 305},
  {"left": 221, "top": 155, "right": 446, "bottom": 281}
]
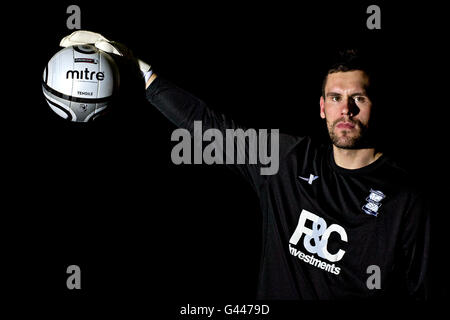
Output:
[{"left": 3, "top": 0, "right": 449, "bottom": 317}]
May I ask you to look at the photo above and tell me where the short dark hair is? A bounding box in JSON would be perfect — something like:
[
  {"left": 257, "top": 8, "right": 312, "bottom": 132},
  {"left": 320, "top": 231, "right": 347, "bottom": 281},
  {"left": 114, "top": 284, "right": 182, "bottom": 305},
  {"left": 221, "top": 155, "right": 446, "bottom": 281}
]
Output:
[{"left": 321, "top": 48, "right": 377, "bottom": 99}]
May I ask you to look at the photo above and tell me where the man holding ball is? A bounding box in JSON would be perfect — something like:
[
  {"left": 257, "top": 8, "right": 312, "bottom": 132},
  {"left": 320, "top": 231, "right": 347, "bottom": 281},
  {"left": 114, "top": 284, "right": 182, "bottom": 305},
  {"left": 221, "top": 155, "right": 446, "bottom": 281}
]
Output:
[{"left": 59, "top": 31, "right": 430, "bottom": 299}]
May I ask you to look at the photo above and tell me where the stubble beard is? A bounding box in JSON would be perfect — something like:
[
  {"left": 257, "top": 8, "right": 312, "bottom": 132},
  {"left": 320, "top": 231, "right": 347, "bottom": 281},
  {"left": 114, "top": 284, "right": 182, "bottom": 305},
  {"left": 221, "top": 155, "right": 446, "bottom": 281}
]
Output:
[{"left": 327, "top": 117, "right": 370, "bottom": 149}]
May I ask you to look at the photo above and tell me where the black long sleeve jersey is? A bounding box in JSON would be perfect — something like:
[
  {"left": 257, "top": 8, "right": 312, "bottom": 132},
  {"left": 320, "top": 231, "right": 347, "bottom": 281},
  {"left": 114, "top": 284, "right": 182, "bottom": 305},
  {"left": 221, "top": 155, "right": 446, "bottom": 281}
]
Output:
[{"left": 146, "top": 77, "right": 430, "bottom": 300}]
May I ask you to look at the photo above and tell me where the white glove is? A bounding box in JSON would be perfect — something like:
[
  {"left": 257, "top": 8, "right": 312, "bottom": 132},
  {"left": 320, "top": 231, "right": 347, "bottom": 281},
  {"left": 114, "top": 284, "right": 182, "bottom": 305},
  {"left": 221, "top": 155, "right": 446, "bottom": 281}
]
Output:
[{"left": 60, "top": 30, "right": 153, "bottom": 83}]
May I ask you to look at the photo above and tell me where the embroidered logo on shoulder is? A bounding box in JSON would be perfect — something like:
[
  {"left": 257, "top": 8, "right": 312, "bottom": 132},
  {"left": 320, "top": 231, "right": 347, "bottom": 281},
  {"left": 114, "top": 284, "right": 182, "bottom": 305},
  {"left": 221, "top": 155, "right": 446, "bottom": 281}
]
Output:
[{"left": 362, "top": 189, "right": 386, "bottom": 217}]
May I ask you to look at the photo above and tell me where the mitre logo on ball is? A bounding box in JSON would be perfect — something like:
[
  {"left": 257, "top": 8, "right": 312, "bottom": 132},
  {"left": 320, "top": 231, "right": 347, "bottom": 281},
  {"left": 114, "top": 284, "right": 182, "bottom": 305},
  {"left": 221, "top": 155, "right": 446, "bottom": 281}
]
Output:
[
  {"left": 65, "top": 68, "right": 105, "bottom": 81},
  {"left": 42, "top": 44, "right": 119, "bottom": 122}
]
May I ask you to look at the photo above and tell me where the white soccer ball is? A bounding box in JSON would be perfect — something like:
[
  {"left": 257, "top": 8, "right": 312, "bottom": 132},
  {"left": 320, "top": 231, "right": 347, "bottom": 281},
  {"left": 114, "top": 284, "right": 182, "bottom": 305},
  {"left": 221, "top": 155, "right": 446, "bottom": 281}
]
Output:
[{"left": 42, "top": 45, "right": 119, "bottom": 122}]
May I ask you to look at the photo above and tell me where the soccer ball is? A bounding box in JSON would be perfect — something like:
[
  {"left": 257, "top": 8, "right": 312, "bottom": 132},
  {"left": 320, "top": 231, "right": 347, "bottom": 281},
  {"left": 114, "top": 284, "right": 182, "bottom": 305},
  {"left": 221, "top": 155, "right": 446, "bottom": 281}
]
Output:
[{"left": 42, "top": 44, "right": 119, "bottom": 122}]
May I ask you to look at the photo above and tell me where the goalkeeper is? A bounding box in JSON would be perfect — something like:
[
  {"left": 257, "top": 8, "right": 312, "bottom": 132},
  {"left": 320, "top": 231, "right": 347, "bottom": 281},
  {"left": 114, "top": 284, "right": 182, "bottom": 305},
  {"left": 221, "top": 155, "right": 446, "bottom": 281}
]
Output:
[{"left": 59, "top": 31, "right": 431, "bottom": 300}]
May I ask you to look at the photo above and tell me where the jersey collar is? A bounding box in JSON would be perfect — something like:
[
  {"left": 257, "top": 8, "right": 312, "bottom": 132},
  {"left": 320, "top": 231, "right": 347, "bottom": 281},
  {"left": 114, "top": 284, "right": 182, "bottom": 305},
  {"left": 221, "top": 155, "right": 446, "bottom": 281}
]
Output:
[{"left": 328, "top": 144, "right": 387, "bottom": 175}]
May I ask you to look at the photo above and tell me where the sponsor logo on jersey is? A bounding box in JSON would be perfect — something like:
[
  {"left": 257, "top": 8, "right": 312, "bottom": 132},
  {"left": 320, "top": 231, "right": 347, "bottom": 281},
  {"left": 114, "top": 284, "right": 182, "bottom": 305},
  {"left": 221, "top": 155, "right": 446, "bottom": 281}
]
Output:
[
  {"left": 362, "top": 189, "right": 386, "bottom": 216},
  {"left": 289, "top": 209, "right": 348, "bottom": 275}
]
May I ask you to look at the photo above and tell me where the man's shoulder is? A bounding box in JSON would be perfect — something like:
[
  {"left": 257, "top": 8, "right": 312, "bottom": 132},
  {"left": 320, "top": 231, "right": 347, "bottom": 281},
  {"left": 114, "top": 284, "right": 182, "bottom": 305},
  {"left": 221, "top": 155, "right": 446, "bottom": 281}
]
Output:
[
  {"left": 279, "top": 134, "right": 324, "bottom": 156},
  {"left": 379, "top": 154, "right": 426, "bottom": 197}
]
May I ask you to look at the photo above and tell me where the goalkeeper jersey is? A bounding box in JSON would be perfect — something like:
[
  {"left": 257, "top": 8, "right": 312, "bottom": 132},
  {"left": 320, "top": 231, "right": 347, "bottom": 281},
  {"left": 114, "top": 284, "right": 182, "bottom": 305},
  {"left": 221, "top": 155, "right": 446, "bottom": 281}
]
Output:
[{"left": 146, "top": 77, "right": 430, "bottom": 300}]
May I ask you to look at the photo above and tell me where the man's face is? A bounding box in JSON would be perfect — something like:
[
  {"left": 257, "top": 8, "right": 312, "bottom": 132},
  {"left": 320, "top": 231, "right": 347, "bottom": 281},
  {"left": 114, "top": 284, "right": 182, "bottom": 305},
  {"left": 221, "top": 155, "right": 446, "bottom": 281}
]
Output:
[{"left": 320, "top": 70, "right": 373, "bottom": 149}]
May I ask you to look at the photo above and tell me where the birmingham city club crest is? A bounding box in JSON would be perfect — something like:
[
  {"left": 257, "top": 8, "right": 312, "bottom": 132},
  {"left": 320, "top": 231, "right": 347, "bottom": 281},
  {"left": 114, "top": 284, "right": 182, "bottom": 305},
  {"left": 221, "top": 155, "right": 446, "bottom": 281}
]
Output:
[{"left": 362, "top": 189, "right": 386, "bottom": 217}]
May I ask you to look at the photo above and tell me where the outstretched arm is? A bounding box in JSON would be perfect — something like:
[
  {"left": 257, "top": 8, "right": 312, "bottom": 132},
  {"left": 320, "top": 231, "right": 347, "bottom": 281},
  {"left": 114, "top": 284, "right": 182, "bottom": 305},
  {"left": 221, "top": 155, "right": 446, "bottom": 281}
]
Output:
[{"left": 59, "top": 30, "right": 282, "bottom": 186}]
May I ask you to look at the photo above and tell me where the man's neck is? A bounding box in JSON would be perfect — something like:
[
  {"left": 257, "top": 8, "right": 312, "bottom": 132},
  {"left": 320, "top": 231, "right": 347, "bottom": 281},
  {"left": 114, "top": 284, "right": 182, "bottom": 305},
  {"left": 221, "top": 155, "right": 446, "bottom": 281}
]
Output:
[{"left": 332, "top": 145, "right": 383, "bottom": 170}]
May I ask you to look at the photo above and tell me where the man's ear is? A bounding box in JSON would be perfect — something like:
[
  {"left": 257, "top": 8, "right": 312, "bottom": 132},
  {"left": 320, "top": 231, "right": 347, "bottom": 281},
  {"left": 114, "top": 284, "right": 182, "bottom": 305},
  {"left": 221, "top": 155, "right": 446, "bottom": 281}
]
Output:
[{"left": 319, "top": 96, "right": 326, "bottom": 119}]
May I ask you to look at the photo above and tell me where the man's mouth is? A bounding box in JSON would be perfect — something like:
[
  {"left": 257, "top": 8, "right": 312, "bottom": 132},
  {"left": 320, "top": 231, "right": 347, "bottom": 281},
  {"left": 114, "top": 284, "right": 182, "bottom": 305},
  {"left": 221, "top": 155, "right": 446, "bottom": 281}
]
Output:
[{"left": 336, "top": 122, "right": 356, "bottom": 129}]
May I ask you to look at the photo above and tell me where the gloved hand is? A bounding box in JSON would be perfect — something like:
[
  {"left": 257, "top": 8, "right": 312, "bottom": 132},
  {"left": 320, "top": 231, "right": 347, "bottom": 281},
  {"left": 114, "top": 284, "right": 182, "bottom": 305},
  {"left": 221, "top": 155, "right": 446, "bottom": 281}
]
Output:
[{"left": 60, "top": 30, "right": 154, "bottom": 85}]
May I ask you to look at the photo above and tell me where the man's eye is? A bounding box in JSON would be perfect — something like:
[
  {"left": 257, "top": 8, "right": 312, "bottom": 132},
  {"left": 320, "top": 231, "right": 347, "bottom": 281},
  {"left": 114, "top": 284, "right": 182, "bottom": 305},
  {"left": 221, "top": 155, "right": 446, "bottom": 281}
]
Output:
[
  {"left": 354, "top": 96, "right": 366, "bottom": 103},
  {"left": 331, "top": 96, "right": 340, "bottom": 102}
]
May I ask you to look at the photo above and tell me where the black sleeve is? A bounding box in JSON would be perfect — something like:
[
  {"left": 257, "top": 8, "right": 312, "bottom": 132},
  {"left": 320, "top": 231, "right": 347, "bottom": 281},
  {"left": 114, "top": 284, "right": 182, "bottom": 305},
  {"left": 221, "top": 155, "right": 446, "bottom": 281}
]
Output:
[
  {"left": 399, "top": 192, "right": 431, "bottom": 299},
  {"left": 145, "top": 76, "right": 290, "bottom": 193}
]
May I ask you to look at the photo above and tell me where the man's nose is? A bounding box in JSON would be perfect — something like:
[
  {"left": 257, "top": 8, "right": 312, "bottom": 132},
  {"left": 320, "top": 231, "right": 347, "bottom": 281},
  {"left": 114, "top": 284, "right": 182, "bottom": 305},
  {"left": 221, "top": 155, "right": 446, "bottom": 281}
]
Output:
[{"left": 341, "top": 97, "right": 358, "bottom": 116}]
